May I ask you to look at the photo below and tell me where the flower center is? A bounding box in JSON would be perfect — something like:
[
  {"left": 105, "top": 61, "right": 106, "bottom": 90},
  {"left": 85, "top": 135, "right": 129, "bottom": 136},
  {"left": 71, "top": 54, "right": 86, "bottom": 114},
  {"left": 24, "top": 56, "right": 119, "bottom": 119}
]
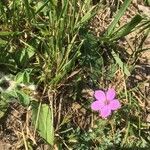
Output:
[{"left": 104, "top": 99, "right": 110, "bottom": 105}]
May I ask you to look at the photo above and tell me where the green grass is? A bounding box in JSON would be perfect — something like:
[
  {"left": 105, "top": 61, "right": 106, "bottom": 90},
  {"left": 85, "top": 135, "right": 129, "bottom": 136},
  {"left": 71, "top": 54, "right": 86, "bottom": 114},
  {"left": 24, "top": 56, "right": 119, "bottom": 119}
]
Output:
[{"left": 0, "top": 0, "right": 150, "bottom": 149}]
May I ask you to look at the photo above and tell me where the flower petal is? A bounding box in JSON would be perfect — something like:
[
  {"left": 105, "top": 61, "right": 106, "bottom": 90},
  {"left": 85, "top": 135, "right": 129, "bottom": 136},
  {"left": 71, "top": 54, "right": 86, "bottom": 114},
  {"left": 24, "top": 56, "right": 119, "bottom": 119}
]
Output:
[
  {"left": 109, "top": 99, "right": 121, "bottom": 110},
  {"left": 94, "top": 90, "right": 106, "bottom": 101},
  {"left": 100, "top": 106, "right": 111, "bottom": 118},
  {"left": 106, "top": 88, "right": 116, "bottom": 101},
  {"left": 91, "top": 100, "right": 104, "bottom": 111}
]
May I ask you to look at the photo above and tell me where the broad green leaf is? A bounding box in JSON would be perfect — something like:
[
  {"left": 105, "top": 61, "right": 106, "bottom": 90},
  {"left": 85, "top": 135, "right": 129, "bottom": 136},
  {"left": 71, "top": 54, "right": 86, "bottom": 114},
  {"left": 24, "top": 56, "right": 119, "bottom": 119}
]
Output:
[
  {"left": 2, "top": 89, "right": 30, "bottom": 106},
  {"left": 15, "top": 70, "right": 31, "bottom": 84},
  {"left": 111, "top": 50, "right": 130, "bottom": 76},
  {"left": 0, "top": 38, "right": 7, "bottom": 45},
  {"left": 1, "top": 90, "right": 17, "bottom": 100},
  {"left": 16, "top": 90, "right": 30, "bottom": 106},
  {"left": 15, "top": 46, "right": 35, "bottom": 67},
  {"left": 32, "top": 103, "right": 54, "bottom": 146}
]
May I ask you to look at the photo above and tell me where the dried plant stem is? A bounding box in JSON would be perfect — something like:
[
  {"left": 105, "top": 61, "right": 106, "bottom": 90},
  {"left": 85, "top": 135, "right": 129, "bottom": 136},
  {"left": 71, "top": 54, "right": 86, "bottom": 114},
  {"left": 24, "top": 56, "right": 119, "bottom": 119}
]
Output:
[{"left": 22, "top": 128, "right": 28, "bottom": 150}]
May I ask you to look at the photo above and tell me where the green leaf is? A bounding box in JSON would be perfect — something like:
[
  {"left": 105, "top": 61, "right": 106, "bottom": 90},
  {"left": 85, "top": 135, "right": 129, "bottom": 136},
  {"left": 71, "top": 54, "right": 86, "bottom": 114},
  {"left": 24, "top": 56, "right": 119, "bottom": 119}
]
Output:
[
  {"left": 15, "top": 70, "right": 31, "bottom": 84},
  {"left": 35, "top": 0, "right": 49, "bottom": 14},
  {"left": 111, "top": 50, "right": 130, "bottom": 76},
  {"left": 23, "top": 0, "right": 35, "bottom": 21},
  {"left": 15, "top": 46, "right": 35, "bottom": 67},
  {"left": 32, "top": 103, "right": 54, "bottom": 146},
  {"left": 105, "top": 0, "right": 132, "bottom": 36},
  {"left": 145, "top": 0, "right": 150, "bottom": 6},
  {"left": 75, "top": 6, "right": 96, "bottom": 29},
  {"left": 0, "top": 31, "right": 21, "bottom": 36},
  {"left": 0, "top": 99, "right": 8, "bottom": 119},
  {"left": 0, "top": 38, "right": 7, "bottom": 45},
  {"left": 110, "top": 15, "right": 142, "bottom": 41},
  {"left": 1, "top": 90, "right": 17, "bottom": 101},
  {"left": 16, "top": 90, "right": 30, "bottom": 106}
]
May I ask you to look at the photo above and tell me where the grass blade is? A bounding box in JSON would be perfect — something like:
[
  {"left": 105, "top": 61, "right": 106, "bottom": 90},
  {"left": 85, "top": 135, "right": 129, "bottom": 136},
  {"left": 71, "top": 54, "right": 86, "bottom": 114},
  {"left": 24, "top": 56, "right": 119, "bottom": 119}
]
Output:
[
  {"left": 111, "top": 50, "right": 130, "bottom": 76},
  {"left": 110, "top": 14, "right": 143, "bottom": 41},
  {"left": 105, "top": 0, "right": 132, "bottom": 36}
]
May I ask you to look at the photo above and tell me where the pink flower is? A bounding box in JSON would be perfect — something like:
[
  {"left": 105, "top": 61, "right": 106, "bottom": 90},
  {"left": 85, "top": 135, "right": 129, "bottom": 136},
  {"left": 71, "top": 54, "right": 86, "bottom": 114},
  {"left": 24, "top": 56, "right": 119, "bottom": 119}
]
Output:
[{"left": 91, "top": 88, "right": 121, "bottom": 118}]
